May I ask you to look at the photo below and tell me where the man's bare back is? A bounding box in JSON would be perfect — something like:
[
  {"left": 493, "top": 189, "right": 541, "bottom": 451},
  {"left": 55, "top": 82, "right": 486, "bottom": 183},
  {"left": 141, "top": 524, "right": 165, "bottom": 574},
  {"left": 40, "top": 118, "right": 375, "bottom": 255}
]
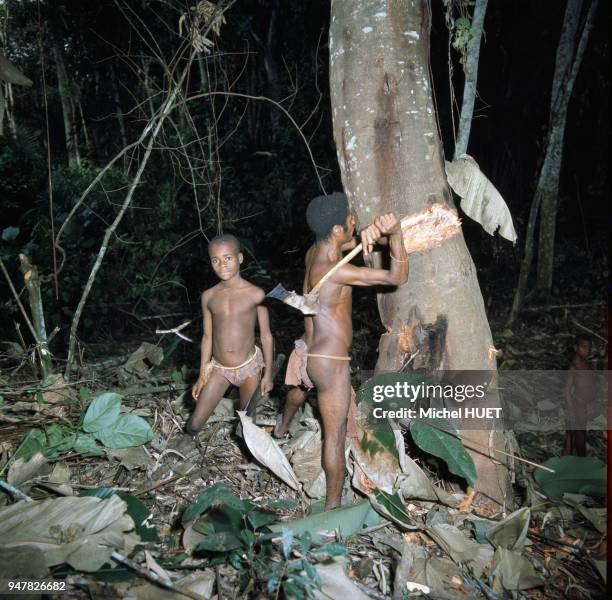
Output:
[{"left": 300, "top": 194, "right": 409, "bottom": 510}]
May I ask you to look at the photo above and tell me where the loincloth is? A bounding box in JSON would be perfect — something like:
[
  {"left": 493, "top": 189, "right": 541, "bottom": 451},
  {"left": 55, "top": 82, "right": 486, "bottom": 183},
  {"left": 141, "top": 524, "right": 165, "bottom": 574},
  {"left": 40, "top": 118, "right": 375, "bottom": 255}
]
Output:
[
  {"left": 285, "top": 339, "right": 314, "bottom": 389},
  {"left": 202, "top": 346, "right": 264, "bottom": 387},
  {"left": 286, "top": 343, "right": 357, "bottom": 438},
  {"left": 305, "top": 353, "right": 350, "bottom": 361}
]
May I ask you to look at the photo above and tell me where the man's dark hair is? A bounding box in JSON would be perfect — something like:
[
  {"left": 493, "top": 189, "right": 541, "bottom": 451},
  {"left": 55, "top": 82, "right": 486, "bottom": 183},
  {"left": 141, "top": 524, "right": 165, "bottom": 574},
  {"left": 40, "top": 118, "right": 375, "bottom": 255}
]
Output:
[
  {"left": 574, "top": 333, "right": 592, "bottom": 345},
  {"left": 208, "top": 233, "right": 240, "bottom": 253},
  {"left": 306, "top": 192, "right": 349, "bottom": 240}
]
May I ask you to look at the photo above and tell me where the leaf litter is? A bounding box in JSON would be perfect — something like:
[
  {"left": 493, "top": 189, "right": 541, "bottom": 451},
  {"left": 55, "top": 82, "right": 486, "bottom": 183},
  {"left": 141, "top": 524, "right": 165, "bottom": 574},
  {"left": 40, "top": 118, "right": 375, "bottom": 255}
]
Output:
[{"left": 0, "top": 297, "right": 607, "bottom": 598}]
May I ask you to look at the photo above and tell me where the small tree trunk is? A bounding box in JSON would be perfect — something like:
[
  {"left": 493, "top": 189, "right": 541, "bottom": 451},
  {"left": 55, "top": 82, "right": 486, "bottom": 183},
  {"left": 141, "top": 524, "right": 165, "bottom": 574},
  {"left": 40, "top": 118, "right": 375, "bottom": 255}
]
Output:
[
  {"left": 19, "top": 254, "right": 53, "bottom": 378},
  {"left": 197, "top": 54, "right": 208, "bottom": 92},
  {"left": 263, "top": 0, "right": 281, "bottom": 140},
  {"left": 330, "top": 0, "right": 510, "bottom": 506},
  {"left": 454, "top": 0, "right": 488, "bottom": 159},
  {"left": 535, "top": 0, "right": 597, "bottom": 296},
  {"left": 110, "top": 63, "right": 129, "bottom": 148},
  {"left": 0, "top": 83, "right": 5, "bottom": 136},
  {"left": 51, "top": 38, "right": 80, "bottom": 166},
  {"left": 509, "top": 0, "right": 597, "bottom": 320},
  {"left": 77, "top": 97, "right": 94, "bottom": 156}
]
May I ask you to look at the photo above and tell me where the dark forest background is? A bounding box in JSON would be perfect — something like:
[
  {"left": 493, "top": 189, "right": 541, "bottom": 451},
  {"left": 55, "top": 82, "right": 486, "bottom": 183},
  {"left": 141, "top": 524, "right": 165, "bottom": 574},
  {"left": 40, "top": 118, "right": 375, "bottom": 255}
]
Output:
[{"left": 0, "top": 0, "right": 608, "bottom": 366}]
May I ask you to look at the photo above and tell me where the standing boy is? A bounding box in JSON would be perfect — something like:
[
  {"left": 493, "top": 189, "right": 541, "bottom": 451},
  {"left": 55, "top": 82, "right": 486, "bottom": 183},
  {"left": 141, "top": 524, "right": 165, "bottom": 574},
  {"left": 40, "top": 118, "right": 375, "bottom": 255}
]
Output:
[
  {"left": 299, "top": 193, "right": 408, "bottom": 510},
  {"left": 184, "top": 234, "right": 274, "bottom": 437}
]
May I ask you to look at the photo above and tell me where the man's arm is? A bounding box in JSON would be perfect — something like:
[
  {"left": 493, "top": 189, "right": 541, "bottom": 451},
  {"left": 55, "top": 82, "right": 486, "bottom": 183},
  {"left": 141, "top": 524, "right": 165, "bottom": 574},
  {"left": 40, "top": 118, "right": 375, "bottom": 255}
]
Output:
[
  {"left": 335, "top": 213, "right": 409, "bottom": 287},
  {"left": 341, "top": 236, "right": 359, "bottom": 252},
  {"left": 192, "top": 292, "right": 213, "bottom": 400},
  {"left": 257, "top": 302, "right": 274, "bottom": 395}
]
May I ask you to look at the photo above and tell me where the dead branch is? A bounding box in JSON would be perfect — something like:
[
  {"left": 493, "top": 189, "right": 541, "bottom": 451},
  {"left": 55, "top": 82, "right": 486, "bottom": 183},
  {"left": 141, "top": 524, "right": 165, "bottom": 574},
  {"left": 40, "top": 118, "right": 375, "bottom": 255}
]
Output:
[{"left": 64, "top": 1, "right": 236, "bottom": 376}]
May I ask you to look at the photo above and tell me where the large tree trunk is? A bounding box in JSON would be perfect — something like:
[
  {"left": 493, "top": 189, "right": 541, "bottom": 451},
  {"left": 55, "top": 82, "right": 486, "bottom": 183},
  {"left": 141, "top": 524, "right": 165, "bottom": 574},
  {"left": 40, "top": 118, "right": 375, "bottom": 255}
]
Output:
[
  {"left": 330, "top": 0, "right": 509, "bottom": 505},
  {"left": 454, "top": 0, "right": 488, "bottom": 160},
  {"left": 51, "top": 37, "right": 80, "bottom": 166},
  {"left": 535, "top": 0, "right": 596, "bottom": 297}
]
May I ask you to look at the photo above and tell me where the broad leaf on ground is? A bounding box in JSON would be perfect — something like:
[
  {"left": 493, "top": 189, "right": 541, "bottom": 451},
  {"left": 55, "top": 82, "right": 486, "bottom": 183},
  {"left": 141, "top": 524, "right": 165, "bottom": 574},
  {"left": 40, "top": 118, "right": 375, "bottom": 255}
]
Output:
[
  {"left": 237, "top": 411, "right": 300, "bottom": 490},
  {"left": 95, "top": 413, "right": 153, "bottom": 448},
  {"left": 196, "top": 532, "right": 243, "bottom": 552},
  {"left": 491, "top": 547, "right": 543, "bottom": 592},
  {"left": 82, "top": 393, "right": 122, "bottom": 433},
  {"left": 409, "top": 420, "right": 477, "bottom": 487},
  {"left": 393, "top": 429, "right": 459, "bottom": 507},
  {"left": 534, "top": 456, "right": 606, "bottom": 500},
  {"left": 486, "top": 507, "right": 530, "bottom": 551},
  {"left": 182, "top": 483, "right": 236, "bottom": 524},
  {"left": 269, "top": 500, "right": 378, "bottom": 543},
  {"left": 72, "top": 433, "right": 104, "bottom": 455}
]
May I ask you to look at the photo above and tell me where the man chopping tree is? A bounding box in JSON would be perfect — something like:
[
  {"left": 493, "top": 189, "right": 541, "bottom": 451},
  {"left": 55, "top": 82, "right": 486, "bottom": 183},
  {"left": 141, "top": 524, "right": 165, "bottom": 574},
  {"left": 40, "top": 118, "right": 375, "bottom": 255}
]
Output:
[{"left": 284, "top": 192, "right": 409, "bottom": 510}]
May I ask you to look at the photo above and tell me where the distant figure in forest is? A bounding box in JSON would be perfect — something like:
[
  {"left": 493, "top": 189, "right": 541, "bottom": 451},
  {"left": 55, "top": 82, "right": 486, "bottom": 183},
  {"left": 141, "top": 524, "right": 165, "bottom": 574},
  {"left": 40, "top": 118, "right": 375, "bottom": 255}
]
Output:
[
  {"left": 279, "top": 193, "right": 408, "bottom": 510},
  {"left": 180, "top": 234, "right": 274, "bottom": 442},
  {"left": 564, "top": 333, "right": 594, "bottom": 456}
]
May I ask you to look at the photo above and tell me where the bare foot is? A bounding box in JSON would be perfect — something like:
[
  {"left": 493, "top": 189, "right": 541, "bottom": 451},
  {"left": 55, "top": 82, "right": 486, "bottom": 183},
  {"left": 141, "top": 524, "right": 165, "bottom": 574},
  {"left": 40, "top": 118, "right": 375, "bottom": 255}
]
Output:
[
  {"left": 273, "top": 414, "right": 289, "bottom": 438},
  {"left": 171, "top": 432, "right": 197, "bottom": 453}
]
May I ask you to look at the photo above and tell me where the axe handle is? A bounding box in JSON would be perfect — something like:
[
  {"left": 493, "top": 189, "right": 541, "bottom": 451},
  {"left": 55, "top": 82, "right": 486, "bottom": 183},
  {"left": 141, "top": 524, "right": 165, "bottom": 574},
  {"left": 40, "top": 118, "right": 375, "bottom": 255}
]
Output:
[{"left": 310, "top": 242, "right": 363, "bottom": 295}]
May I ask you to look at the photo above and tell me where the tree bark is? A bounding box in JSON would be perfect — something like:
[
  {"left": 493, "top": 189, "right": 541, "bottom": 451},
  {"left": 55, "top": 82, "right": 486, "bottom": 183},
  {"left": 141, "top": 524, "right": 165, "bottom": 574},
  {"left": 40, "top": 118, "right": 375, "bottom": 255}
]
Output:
[
  {"left": 263, "top": 0, "right": 281, "bottom": 140},
  {"left": 110, "top": 63, "right": 129, "bottom": 149},
  {"left": 453, "top": 0, "right": 488, "bottom": 159},
  {"left": 330, "top": 0, "right": 510, "bottom": 505},
  {"left": 535, "top": 0, "right": 597, "bottom": 296},
  {"left": 19, "top": 254, "right": 53, "bottom": 378},
  {"left": 51, "top": 37, "right": 80, "bottom": 166}
]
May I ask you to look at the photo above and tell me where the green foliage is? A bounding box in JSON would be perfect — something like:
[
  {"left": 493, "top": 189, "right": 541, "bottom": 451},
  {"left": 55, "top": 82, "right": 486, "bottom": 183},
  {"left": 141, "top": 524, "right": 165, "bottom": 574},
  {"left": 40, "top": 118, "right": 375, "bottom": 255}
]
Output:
[
  {"left": 94, "top": 413, "right": 153, "bottom": 448},
  {"left": 443, "top": 1, "right": 474, "bottom": 52},
  {"left": 79, "top": 487, "right": 159, "bottom": 541},
  {"left": 182, "top": 484, "right": 345, "bottom": 597},
  {"left": 534, "top": 456, "right": 606, "bottom": 500},
  {"left": 13, "top": 391, "right": 153, "bottom": 461},
  {"left": 82, "top": 393, "right": 122, "bottom": 432},
  {"left": 409, "top": 420, "right": 477, "bottom": 487},
  {"left": 451, "top": 16, "right": 472, "bottom": 50}
]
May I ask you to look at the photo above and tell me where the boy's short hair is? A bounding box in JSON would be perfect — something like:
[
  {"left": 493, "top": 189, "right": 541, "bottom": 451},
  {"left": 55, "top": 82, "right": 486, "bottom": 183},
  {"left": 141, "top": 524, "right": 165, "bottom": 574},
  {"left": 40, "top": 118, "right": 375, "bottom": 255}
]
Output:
[
  {"left": 306, "top": 192, "right": 349, "bottom": 240},
  {"left": 208, "top": 234, "right": 240, "bottom": 253},
  {"left": 574, "top": 333, "right": 592, "bottom": 345}
]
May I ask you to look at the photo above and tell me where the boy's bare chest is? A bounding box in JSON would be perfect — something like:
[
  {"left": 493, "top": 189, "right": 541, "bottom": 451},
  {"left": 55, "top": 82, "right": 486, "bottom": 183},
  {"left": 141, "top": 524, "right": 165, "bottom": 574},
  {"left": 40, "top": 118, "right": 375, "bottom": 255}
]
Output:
[{"left": 209, "top": 292, "right": 255, "bottom": 318}]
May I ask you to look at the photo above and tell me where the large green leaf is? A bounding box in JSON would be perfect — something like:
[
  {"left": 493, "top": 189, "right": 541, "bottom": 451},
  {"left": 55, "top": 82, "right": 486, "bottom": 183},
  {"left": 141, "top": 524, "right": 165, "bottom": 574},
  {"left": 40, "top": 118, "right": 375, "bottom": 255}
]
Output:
[
  {"left": 268, "top": 500, "right": 379, "bottom": 542},
  {"left": 247, "top": 509, "right": 278, "bottom": 530},
  {"left": 78, "top": 487, "right": 158, "bottom": 541},
  {"left": 369, "top": 487, "right": 418, "bottom": 530},
  {"left": 182, "top": 483, "right": 238, "bottom": 524},
  {"left": 356, "top": 372, "right": 430, "bottom": 460},
  {"left": 82, "top": 393, "right": 122, "bottom": 433},
  {"left": 409, "top": 420, "right": 477, "bottom": 487},
  {"left": 534, "top": 456, "right": 606, "bottom": 500},
  {"left": 13, "top": 429, "right": 45, "bottom": 461},
  {"left": 72, "top": 432, "right": 104, "bottom": 455},
  {"left": 195, "top": 505, "right": 244, "bottom": 534},
  {"left": 195, "top": 532, "right": 243, "bottom": 552},
  {"left": 44, "top": 425, "right": 76, "bottom": 456},
  {"left": 94, "top": 413, "right": 153, "bottom": 448}
]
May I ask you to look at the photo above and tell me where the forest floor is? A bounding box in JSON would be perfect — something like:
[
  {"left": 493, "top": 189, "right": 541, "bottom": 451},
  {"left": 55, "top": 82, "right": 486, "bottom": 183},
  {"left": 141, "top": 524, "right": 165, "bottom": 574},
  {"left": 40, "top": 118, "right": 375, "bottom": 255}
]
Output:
[{"left": 0, "top": 262, "right": 608, "bottom": 599}]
